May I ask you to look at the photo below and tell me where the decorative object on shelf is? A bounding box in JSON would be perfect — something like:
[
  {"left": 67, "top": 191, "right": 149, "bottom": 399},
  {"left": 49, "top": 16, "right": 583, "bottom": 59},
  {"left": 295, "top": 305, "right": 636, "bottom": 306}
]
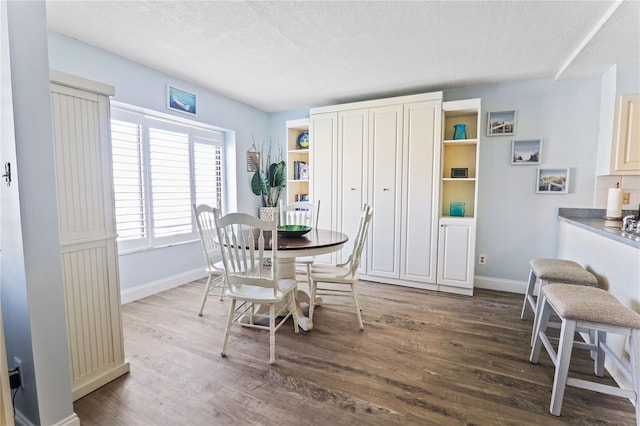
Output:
[
  {"left": 512, "top": 139, "right": 542, "bottom": 165},
  {"left": 250, "top": 138, "right": 287, "bottom": 207},
  {"left": 246, "top": 143, "right": 260, "bottom": 172},
  {"left": 277, "top": 224, "right": 312, "bottom": 238},
  {"left": 296, "top": 131, "right": 310, "bottom": 149},
  {"left": 450, "top": 202, "right": 465, "bottom": 217},
  {"left": 452, "top": 123, "right": 467, "bottom": 140},
  {"left": 293, "top": 161, "right": 309, "bottom": 180},
  {"left": 451, "top": 168, "right": 468, "bottom": 178},
  {"left": 604, "top": 182, "right": 623, "bottom": 219},
  {"left": 167, "top": 85, "right": 197, "bottom": 115},
  {"left": 536, "top": 168, "right": 569, "bottom": 194},
  {"left": 487, "top": 110, "right": 516, "bottom": 136}
]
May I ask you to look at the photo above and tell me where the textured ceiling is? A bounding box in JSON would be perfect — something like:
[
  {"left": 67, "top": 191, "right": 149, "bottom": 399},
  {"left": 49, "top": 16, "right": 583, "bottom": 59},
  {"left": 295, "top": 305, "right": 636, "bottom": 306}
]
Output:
[{"left": 46, "top": 0, "right": 640, "bottom": 112}]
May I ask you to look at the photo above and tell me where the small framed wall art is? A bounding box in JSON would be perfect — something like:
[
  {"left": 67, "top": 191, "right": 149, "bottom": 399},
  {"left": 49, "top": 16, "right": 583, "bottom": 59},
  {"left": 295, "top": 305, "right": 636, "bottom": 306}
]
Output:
[
  {"left": 512, "top": 139, "right": 542, "bottom": 165},
  {"left": 167, "top": 85, "right": 197, "bottom": 115},
  {"left": 487, "top": 110, "right": 516, "bottom": 136},
  {"left": 536, "top": 168, "right": 570, "bottom": 194}
]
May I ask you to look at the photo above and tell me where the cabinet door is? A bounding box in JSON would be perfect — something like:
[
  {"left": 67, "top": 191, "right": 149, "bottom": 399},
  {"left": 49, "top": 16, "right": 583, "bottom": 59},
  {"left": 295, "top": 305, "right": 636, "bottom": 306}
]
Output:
[
  {"left": 310, "top": 112, "right": 338, "bottom": 264},
  {"left": 400, "top": 100, "right": 440, "bottom": 283},
  {"left": 437, "top": 219, "right": 476, "bottom": 290},
  {"left": 367, "top": 104, "right": 403, "bottom": 279},
  {"left": 612, "top": 94, "right": 640, "bottom": 173},
  {"left": 338, "top": 109, "right": 368, "bottom": 265}
]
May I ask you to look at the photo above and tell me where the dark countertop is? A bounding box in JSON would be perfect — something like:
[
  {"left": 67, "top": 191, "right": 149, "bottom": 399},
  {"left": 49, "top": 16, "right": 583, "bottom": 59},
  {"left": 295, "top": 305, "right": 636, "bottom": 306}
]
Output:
[{"left": 558, "top": 208, "right": 640, "bottom": 249}]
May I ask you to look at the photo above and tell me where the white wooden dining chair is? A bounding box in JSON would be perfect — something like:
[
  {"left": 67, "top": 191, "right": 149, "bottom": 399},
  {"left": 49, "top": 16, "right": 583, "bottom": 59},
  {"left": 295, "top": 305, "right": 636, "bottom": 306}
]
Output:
[
  {"left": 279, "top": 200, "right": 320, "bottom": 284},
  {"left": 309, "top": 204, "right": 373, "bottom": 330},
  {"left": 213, "top": 209, "right": 299, "bottom": 364},
  {"left": 193, "top": 203, "right": 226, "bottom": 316}
]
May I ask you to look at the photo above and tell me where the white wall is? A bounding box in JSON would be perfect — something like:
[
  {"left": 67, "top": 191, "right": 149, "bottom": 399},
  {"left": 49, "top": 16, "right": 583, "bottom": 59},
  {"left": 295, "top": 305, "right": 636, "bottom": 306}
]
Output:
[
  {"left": 1, "top": 2, "right": 76, "bottom": 424},
  {"left": 47, "top": 32, "right": 274, "bottom": 296}
]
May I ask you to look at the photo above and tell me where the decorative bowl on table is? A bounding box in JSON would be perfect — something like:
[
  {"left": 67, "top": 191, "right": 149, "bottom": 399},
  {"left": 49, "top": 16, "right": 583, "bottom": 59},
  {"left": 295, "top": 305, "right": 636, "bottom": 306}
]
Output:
[{"left": 277, "top": 225, "right": 312, "bottom": 238}]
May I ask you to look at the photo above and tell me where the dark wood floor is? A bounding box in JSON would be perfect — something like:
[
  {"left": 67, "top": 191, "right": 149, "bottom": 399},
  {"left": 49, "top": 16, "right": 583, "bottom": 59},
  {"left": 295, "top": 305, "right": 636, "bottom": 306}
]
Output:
[{"left": 74, "top": 279, "right": 636, "bottom": 425}]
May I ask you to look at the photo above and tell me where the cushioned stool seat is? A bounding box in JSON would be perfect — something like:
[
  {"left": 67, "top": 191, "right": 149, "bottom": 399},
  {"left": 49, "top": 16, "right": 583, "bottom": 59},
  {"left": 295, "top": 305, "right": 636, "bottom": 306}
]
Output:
[
  {"left": 530, "top": 284, "right": 640, "bottom": 421},
  {"left": 521, "top": 258, "right": 598, "bottom": 344}
]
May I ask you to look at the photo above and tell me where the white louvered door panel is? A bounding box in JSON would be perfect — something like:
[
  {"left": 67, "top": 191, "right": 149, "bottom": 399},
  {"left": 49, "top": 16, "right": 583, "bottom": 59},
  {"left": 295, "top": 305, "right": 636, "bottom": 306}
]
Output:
[{"left": 50, "top": 74, "right": 129, "bottom": 401}]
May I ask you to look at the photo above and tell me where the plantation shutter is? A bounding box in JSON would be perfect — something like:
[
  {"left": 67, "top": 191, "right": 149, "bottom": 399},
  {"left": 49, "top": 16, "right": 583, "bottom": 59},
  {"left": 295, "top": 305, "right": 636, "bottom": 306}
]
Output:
[
  {"left": 148, "top": 127, "right": 192, "bottom": 239},
  {"left": 110, "top": 119, "right": 146, "bottom": 242}
]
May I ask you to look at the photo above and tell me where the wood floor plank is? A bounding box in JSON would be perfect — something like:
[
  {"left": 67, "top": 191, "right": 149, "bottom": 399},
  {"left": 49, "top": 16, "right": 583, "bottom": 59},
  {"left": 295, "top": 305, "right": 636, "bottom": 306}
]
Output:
[{"left": 73, "top": 279, "right": 637, "bottom": 425}]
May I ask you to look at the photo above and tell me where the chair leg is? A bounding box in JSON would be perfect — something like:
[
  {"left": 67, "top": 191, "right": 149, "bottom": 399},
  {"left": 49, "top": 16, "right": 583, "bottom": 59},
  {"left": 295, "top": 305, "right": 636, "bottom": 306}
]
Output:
[
  {"left": 217, "top": 276, "right": 225, "bottom": 301},
  {"left": 221, "top": 299, "right": 236, "bottom": 357},
  {"left": 289, "top": 292, "right": 300, "bottom": 334},
  {"left": 308, "top": 277, "right": 317, "bottom": 324},
  {"left": 521, "top": 269, "right": 537, "bottom": 320},
  {"left": 550, "top": 319, "right": 577, "bottom": 416},
  {"left": 351, "top": 282, "right": 364, "bottom": 330},
  {"left": 198, "top": 274, "right": 214, "bottom": 316},
  {"left": 530, "top": 295, "right": 552, "bottom": 364},
  {"left": 269, "top": 305, "right": 276, "bottom": 365}
]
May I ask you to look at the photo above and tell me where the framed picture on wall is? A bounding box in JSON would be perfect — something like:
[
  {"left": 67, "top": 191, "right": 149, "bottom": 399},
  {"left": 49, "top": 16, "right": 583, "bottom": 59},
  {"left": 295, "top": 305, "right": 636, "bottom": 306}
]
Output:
[
  {"left": 536, "top": 168, "right": 569, "bottom": 194},
  {"left": 511, "top": 139, "right": 542, "bottom": 165},
  {"left": 167, "top": 85, "right": 197, "bottom": 115},
  {"left": 487, "top": 110, "right": 516, "bottom": 136}
]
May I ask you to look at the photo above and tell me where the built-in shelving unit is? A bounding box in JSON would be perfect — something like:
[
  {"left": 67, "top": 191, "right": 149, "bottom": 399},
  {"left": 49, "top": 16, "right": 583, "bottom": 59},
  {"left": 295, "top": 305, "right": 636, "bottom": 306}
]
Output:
[
  {"left": 285, "top": 118, "right": 310, "bottom": 204},
  {"left": 437, "top": 99, "right": 481, "bottom": 294}
]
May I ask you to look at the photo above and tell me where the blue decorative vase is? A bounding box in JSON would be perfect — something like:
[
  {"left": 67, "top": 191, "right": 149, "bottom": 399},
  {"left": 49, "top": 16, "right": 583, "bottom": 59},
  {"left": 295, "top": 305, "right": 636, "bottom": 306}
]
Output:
[{"left": 452, "top": 124, "right": 467, "bottom": 140}]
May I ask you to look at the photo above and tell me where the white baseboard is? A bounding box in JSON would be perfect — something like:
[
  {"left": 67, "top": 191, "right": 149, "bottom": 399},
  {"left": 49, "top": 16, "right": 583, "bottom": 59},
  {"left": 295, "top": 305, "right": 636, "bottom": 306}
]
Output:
[
  {"left": 474, "top": 275, "right": 527, "bottom": 294},
  {"left": 120, "top": 268, "right": 205, "bottom": 304},
  {"left": 53, "top": 413, "right": 81, "bottom": 426}
]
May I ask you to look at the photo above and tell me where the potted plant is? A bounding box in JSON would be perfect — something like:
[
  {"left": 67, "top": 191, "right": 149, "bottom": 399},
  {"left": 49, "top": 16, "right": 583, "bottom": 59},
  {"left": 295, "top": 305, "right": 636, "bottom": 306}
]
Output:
[{"left": 248, "top": 139, "right": 286, "bottom": 220}]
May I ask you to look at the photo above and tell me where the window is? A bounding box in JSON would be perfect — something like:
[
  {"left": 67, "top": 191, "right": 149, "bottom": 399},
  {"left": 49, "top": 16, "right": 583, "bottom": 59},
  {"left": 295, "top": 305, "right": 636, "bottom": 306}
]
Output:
[{"left": 110, "top": 107, "right": 224, "bottom": 252}]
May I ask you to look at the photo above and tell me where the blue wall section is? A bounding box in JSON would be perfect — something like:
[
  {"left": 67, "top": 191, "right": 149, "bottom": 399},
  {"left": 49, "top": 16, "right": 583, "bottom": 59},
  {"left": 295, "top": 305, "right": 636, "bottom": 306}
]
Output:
[
  {"left": 47, "top": 32, "right": 273, "bottom": 294},
  {"left": 445, "top": 78, "right": 601, "bottom": 282}
]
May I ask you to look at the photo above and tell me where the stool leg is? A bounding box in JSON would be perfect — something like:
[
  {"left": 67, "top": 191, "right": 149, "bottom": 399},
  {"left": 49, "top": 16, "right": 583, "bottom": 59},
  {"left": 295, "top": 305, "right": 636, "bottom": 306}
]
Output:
[
  {"left": 594, "top": 330, "right": 605, "bottom": 377},
  {"left": 521, "top": 270, "right": 537, "bottom": 320},
  {"left": 630, "top": 330, "right": 640, "bottom": 424},
  {"left": 550, "top": 318, "right": 577, "bottom": 416},
  {"left": 531, "top": 279, "right": 548, "bottom": 346},
  {"left": 530, "top": 294, "right": 552, "bottom": 364}
]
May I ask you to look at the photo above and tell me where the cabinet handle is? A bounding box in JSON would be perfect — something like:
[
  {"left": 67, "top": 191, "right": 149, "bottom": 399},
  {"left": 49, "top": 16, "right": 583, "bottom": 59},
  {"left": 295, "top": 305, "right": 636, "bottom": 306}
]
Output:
[
  {"left": 383, "top": 188, "right": 390, "bottom": 191},
  {"left": 350, "top": 187, "right": 357, "bottom": 191}
]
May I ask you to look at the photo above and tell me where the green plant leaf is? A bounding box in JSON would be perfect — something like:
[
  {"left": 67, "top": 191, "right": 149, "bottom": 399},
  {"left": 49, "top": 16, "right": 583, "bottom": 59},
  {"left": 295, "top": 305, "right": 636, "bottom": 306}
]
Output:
[
  {"left": 251, "top": 171, "right": 268, "bottom": 196},
  {"left": 269, "top": 161, "right": 287, "bottom": 188}
]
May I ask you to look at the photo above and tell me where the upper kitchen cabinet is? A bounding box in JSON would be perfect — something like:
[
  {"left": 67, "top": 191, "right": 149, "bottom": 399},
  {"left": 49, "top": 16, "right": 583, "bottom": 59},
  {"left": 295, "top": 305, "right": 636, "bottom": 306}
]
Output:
[
  {"left": 598, "top": 93, "right": 640, "bottom": 176},
  {"left": 611, "top": 94, "right": 640, "bottom": 174},
  {"left": 286, "top": 118, "right": 310, "bottom": 204}
]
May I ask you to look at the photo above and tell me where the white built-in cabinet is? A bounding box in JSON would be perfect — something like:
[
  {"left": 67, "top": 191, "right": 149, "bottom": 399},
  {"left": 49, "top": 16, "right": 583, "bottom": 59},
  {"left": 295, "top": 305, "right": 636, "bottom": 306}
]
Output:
[
  {"left": 310, "top": 93, "right": 480, "bottom": 295},
  {"left": 310, "top": 92, "right": 443, "bottom": 291},
  {"left": 50, "top": 71, "right": 129, "bottom": 400},
  {"left": 437, "top": 99, "right": 481, "bottom": 295}
]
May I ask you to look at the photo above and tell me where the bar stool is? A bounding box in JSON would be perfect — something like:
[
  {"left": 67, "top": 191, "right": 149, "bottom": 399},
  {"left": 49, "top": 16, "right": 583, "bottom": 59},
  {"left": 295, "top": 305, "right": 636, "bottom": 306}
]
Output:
[
  {"left": 521, "top": 258, "right": 598, "bottom": 344},
  {"left": 530, "top": 284, "right": 640, "bottom": 421}
]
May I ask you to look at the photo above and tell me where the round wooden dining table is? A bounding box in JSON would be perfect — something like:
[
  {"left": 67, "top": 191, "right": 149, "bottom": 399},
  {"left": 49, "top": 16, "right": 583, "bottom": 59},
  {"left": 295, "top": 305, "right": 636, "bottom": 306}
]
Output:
[{"left": 269, "top": 229, "right": 348, "bottom": 331}]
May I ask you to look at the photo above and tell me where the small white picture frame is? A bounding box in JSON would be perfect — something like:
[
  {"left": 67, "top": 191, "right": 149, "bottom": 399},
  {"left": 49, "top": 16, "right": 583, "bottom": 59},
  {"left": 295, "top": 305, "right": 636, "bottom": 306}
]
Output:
[
  {"left": 167, "top": 85, "right": 197, "bottom": 115},
  {"left": 487, "top": 110, "right": 516, "bottom": 136},
  {"left": 536, "top": 168, "right": 569, "bottom": 194},
  {"left": 512, "top": 139, "right": 542, "bottom": 165}
]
